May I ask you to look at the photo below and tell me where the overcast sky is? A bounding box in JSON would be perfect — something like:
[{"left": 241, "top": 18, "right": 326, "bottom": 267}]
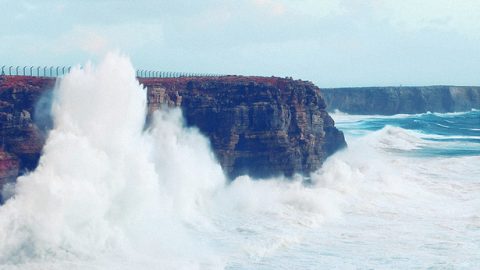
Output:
[{"left": 1, "top": 0, "right": 479, "bottom": 87}]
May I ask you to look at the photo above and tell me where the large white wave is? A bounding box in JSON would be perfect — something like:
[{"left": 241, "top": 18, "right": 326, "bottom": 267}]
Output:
[{"left": 0, "top": 53, "right": 226, "bottom": 268}]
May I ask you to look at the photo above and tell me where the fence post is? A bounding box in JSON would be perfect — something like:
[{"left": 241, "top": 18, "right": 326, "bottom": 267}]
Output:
[
  {"left": 1, "top": 66, "right": 5, "bottom": 75},
  {"left": 44, "top": 66, "right": 47, "bottom": 77},
  {"left": 16, "top": 66, "right": 20, "bottom": 75}
]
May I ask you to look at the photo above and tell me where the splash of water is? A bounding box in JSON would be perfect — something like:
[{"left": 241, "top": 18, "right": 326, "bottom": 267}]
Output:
[
  {"left": 0, "top": 53, "right": 228, "bottom": 268},
  {"left": 0, "top": 53, "right": 347, "bottom": 269}
]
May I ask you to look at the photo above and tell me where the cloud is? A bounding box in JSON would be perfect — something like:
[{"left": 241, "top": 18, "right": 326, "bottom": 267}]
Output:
[
  {"left": 78, "top": 31, "right": 109, "bottom": 55},
  {"left": 373, "top": 0, "right": 480, "bottom": 39},
  {"left": 252, "top": 0, "right": 287, "bottom": 16},
  {"left": 53, "top": 22, "right": 164, "bottom": 55},
  {"left": 251, "top": 0, "right": 344, "bottom": 17}
]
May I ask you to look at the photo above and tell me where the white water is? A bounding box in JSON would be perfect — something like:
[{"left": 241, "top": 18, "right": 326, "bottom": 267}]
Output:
[{"left": 0, "top": 53, "right": 479, "bottom": 269}]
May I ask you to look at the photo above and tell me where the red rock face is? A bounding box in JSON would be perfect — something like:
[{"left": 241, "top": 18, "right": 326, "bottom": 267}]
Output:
[
  {"left": 0, "top": 151, "right": 19, "bottom": 188},
  {"left": 0, "top": 76, "right": 54, "bottom": 190},
  {"left": 142, "top": 76, "right": 346, "bottom": 179},
  {"left": 0, "top": 75, "right": 346, "bottom": 190}
]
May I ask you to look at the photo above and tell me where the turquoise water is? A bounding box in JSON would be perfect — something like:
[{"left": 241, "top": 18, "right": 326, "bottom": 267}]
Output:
[{"left": 336, "top": 110, "right": 480, "bottom": 157}]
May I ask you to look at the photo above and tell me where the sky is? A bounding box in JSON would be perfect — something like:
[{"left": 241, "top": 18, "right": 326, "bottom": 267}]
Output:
[{"left": 1, "top": 0, "right": 479, "bottom": 87}]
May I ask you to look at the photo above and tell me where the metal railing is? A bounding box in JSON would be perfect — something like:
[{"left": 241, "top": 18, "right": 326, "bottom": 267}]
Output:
[
  {"left": 135, "top": 70, "right": 219, "bottom": 78},
  {"left": 0, "top": 65, "right": 221, "bottom": 78},
  {"left": 0, "top": 65, "right": 71, "bottom": 77}
]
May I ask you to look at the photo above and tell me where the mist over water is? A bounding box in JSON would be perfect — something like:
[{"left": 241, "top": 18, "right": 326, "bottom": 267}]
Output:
[{"left": 0, "top": 53, "right": 478, "bottom": 269}]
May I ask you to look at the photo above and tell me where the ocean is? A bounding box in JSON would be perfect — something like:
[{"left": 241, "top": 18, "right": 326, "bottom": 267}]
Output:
[{"left": 0, "top": 54, "right": 478, "bottom": 269}]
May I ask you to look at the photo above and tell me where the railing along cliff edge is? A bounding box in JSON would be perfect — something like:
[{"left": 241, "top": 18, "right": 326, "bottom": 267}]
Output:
[{"left": 0, "top": 65, "right": 221, "bottom": 78}]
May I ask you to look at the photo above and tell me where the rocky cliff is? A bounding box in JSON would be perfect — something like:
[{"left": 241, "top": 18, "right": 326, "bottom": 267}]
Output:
[
  {"left": 0, "top": 76, "right": 54, "bottom": 191},
  {"left": 143, "top": 76, "right": 346, "bottom": 179},
  {"left": 321, "top": 86, "right": 480, "bottom": 115},
  {"left": 0, "top": 75, "right": 346, "bottom": 193}
]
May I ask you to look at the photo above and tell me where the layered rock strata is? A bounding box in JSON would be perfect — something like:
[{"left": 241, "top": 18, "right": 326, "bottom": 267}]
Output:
[{"left": 143, "top": 76, "right": 346, "bottom": 178}]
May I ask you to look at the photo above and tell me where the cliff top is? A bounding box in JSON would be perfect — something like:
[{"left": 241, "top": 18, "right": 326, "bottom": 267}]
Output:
[{"left": 140, "top": 75, "right": 315, "bottom": 90}]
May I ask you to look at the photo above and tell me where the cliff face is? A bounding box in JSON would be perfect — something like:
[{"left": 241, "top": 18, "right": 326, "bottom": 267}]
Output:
[
  {"left": 143, "top": 77, "right": 346, "bottom": 178},
  {"left": 321, "top": 86, "right": 480, "bottom": 115},
  {"left": 0, "top": 75, "right": 346, "bottom": 191},
  {"left": 0, "top": 76, "right": 54, "bottom": 192}
]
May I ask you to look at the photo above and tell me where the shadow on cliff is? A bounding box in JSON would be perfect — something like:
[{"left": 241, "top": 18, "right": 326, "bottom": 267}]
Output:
[{"left": 34, "top": 89, "right": 54, "bottom": 136}]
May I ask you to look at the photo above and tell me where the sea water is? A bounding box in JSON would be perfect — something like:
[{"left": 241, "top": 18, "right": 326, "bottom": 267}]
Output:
[{"left": 0, "top": 53, "right": 478, "bottom": 269}]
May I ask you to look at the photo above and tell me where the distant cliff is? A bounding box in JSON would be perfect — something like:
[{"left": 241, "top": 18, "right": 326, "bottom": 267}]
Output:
[
  {"left": 321, "top": 86, "right": 480, "bottom": 115},
  {"left": 0, "top": 75, "right": 346, "bottom": 192}
]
